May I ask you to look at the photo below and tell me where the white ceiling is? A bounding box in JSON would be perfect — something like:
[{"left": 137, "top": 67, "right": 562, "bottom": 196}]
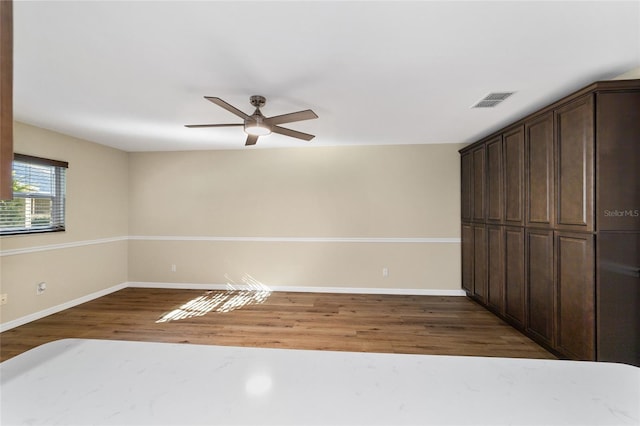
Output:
[{"left": 13, "top": 1, "right": 640, "bottom": 151}]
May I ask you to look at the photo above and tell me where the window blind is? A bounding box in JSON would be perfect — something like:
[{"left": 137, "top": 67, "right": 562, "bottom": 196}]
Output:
[{"left": 0, "top": 154, "right": 68, "bottom": 235}]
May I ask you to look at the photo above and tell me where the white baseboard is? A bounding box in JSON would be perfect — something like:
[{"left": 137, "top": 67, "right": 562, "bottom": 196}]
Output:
[
  {"left": 0, "top": 282, "right": 129, "bottom": 333},
  {"left": 1, "top": 282, "right": 465, "bottom": 332}
]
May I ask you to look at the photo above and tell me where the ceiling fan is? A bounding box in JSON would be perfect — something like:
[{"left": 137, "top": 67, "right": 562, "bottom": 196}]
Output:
[{"left": 185, "top": 95, "right": 318, "bottom": 146}]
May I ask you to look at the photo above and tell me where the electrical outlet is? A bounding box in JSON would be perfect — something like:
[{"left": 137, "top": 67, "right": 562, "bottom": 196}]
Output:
[
  {"left": 382, "top": 267, "right": 389, "bottom": 277},
  {"left": 171, "top": 264, "right": 177, "bottom": 272},
  {"left": 36, "top": 282, "right": 47, "bottom": 295},
  {"left": 0, "top": 294, "right": 7, "bottom": 305}
]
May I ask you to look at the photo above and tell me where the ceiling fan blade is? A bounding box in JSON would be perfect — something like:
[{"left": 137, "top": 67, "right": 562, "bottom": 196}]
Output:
[
  {"left": 245, "top": 134, "right": 259, "bottom": 146},
  {"left": 266, "top": 109, "right": 318, "bottom": 126},
  {"left": 205, "top": 97, "right": 251, "bottom": 120},
  {"left": 184, "top": 123, "right": 244, "bottom": 128},
  {"left": 272, "top": 125, "right": 315, "bottom": 141}
]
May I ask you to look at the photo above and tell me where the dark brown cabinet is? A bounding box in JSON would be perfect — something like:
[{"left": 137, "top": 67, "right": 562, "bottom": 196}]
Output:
[
  {"left": 472, "top": 146, "right": 486, "bottom": 222},
  {"left": 461, "top": 223, "right": 488, "bottom": 302},
  {"left": 473, "top": 224, "right": 487, "bottom": 303},
  {"left": 555, "top": 231, "right": 595, "bottom": 360},
  {"left": 555, "top": 96, "right": 594, "bottom": 232},
  {"left": 487, "top": 225, "right": 504, "bottom": 313},
  {"left": 525, "top": 112, "right": 554, "bottom": 228},
  {"left": 503, "top": 126, "right": 524, "bottom": 226},
  {"left": 504, "top": 227, "right": 525, "bottom": 327},
  {"left": 486, "top": 137, "right": 503, "bottom": 223},
  {"left": 461, "top": 223, "right": 474, "bottom": 293},
  {"left": 460, "top": 79, "right": 640, "bottom": 364},
  {"left": 597, "top": 232, "right": 640, "bottom": 366},
  {"left": 596, "top": 91, "right": 640, "bottom": 232},
  {"left": 461, "top": 152, "right": 472, "bottom": 222},
  {"left": 526, "top": 229, "right": 555, "bottom": 347}
]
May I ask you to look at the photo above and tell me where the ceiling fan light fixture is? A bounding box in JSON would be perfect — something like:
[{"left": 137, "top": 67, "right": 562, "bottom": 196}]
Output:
[
  {"left": 244, "top": 123, "right": 271, "bottom": 136},
  {"left": 244, "top": 116, "right": 271, "bottom": 136}
]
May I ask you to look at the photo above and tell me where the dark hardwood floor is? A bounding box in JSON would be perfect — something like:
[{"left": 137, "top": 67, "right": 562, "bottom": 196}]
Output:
[{"left": 0, "top": 288, "right": 555, "bottom": 362}]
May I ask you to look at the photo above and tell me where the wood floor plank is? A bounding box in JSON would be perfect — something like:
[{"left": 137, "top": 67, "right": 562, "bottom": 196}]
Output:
[{"left": 0, "top": 288, "right": 556, "bottom": 362}]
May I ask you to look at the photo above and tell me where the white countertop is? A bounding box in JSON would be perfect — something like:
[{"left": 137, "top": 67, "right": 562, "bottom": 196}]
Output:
[{"left": 1, "top": 338, "right": 638, "bottom": 425}]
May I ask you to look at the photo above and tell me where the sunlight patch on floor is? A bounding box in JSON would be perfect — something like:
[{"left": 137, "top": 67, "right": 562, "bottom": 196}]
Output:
[{"left": 156, "top": 275, "right": 271, "bottom": 323}]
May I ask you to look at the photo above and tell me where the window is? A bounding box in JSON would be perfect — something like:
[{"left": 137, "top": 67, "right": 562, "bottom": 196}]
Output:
[{"left": 0, "top": 154, "right": 68, "bottom": 235}]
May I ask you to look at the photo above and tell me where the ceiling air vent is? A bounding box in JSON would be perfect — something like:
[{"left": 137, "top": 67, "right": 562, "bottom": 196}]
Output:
[{"left": 472, "top": 92, "right": 515, "bottom": 108}]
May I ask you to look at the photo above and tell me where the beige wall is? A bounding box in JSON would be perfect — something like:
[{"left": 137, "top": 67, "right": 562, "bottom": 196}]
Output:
[
  {"left": 0, "top": 123, "right": 129, "bottom": 324},
  {"left": 1, "top": 124, "right": 464, "bottom": 327},
  {"left": 128, "top": 144, "right": 463, "bottom": 291},
  {"left": 129, "top": 239, "right": 461, "bottom": 291}
]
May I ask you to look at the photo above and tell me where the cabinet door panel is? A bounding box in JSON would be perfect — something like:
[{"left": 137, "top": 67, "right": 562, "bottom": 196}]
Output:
[
  {"left": 472, "top": 146, "right": 486, "bottom": 222},
  {"left": 556, "top": 232, "right": 595, "bottom": 360},
  {"left": 505, "top": 227, "right": 525, "bottom": 327},
  {"left": 504, "top": 126, "right": 524, "bottom": 225},
  {"left": 486, "top": 137, "right": 503, "bottom": 223},
  {"left": 555, "top": 95, "right": 594, "bottom": 231},
  {"left": 598, "top": 232, "right": 640, "bottom": 366},
  {"left": 473, "top": 225, "right": 487, "bottom": 303},
  {"left": 526, "top": 229, "right": 554, "bottom": 346},
  {"left": 526, "top": 113, "right": 554, "bottom": 228},
  {"left": 461, "top": 224, "right": 474, "bottom": 294},
  {"left": 461, "top": 152, "right": 473, "bottom": 222},
  {"left": 596, "top": 91, "right": 640, "bottom": 231},
  {"left": 487, "top": 225, "right": 505, "bottom": 313}
]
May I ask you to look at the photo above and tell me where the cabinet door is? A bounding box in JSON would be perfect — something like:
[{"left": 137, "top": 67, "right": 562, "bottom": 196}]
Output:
[
  {"left": 461, "top": 223, "right": 474, "bottom": 294},
  {"left": 598, "top": 232, "right": 640, "bottom": 366},
  {"left": 504, "top": 126, "right": 524, "bottom": 226},
  {"left": 505, "top": 227, "right": 526, "bottom": 327},
  {"left": 473, "top": 224, "right": 487, "bottom": 303},
  {"left": 487, "top": 225, "right": 505, "bottom": 313},
  {"left": 526, "top": 113, "right": 554, "bottom": 228},
  {"left": 596, "top": 91, "right": 640, "bottom": 231},
  {"left": 555, "top": 95, "right": 594, "bottom": 231},
  {"left": 486, "top": 137, "right": 503, "bottom": 223},
  {"left": 556, "top": 231, "right": 595, "bottom": 360},
  {"left": 461, "top": 151, "right": 473, "bottom": 222},
  {"left": 472, "top": 146, "right": 486, "bottom": 222},
  {"left": 526, "top": 228, "right": 555, "bottom": 346}
]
